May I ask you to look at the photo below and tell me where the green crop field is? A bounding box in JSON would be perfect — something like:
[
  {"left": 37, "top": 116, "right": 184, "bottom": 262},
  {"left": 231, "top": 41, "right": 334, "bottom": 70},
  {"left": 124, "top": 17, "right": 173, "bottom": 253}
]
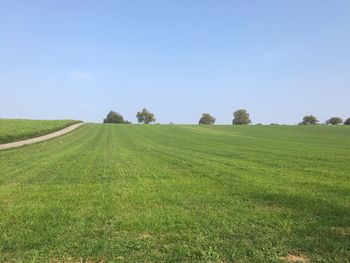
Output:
[
  {"left": 0, "top": 119, "right": 81, "bottom": 144},
  {"left": 0, "top": 124, "right": 349, "bottom": 262}
]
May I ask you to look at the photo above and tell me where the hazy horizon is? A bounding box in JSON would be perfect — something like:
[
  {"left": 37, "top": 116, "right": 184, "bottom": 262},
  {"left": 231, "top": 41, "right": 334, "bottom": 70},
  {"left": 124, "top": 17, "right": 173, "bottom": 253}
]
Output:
[{"left": 1, "top": 0, "right": 349, "bottom": 124}]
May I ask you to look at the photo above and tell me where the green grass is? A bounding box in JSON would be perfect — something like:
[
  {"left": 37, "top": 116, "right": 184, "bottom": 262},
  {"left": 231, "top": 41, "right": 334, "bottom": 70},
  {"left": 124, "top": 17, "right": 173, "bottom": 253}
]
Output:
[
  {"left": 0, "top": 119, "right": 81, "bottom": 144},
  {"left": 0, "top": 124, "right": 349, "bottom": 262}
]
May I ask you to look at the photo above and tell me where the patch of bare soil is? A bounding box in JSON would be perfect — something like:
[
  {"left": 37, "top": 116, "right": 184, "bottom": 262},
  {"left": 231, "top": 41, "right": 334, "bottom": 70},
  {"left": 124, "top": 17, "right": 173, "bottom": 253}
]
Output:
[
  {"left": 263, "top": 204, "right": 282, "bottom": 213},
  {"left": 139, "top": 232, "right": 152, "bottom": 239},
  {"left": 331, "top": 226, "right": 350, "bottom": 236},
  {"left": 280, "top": 254, "right": 310, "bottom": 262},
  {"left": 50, "top": 258, "right": 105, "bottom": 263}
]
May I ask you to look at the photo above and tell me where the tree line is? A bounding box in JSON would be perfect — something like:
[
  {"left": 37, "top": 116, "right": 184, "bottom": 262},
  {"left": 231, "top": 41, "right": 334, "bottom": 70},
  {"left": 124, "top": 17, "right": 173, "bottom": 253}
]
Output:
[
  {"left": 103, "top": 109, "right": 350, "bottom": 125},
  {"left": 298, "top": 115, "right": 350, "bottom": 125},
  {"left": 103, "top": 108, "right": 155, "bottom": 124}
]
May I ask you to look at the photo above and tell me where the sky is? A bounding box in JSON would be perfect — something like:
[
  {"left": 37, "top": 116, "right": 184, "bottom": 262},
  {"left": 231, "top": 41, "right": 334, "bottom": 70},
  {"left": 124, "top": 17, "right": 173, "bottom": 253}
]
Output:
[{"left": 1, "top": 0, "right": 349, "bottom": 124}]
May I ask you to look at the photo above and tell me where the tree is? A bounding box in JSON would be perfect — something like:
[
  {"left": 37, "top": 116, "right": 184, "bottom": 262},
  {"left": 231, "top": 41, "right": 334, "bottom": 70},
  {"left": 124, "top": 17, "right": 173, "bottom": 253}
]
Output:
[
  {"left": 326, "top": 117, "right": 343, "bottom": 125},
  {"left": 136, "top": 108, "right": 156, "bottom": 124},
  {"left": 232, "top": 109, "right": 251, "bottom": 125},
  {"left": 103, "top": 111, "right": 126, "bottom": 124},
  {"left": 344, "top": 118, "right": 350, "bottom": 125},
  {"left": 199, "top": 113, "right": 216, "bottom": 125},
  {"left": 299, "top": 115, "right": 319, "bottom": 125}
]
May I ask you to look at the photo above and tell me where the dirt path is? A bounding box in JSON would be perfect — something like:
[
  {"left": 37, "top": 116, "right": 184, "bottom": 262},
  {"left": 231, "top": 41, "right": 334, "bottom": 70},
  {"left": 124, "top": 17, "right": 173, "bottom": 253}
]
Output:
[{"left": 0, "top": 123, "right": 86, "bottom": 150}]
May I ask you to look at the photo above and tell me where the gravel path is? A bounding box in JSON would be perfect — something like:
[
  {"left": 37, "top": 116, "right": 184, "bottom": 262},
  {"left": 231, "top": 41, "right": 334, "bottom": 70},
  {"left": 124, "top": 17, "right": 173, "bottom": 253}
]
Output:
[{"left": 0, "top": 122, "right": 85, "bottom": 150}]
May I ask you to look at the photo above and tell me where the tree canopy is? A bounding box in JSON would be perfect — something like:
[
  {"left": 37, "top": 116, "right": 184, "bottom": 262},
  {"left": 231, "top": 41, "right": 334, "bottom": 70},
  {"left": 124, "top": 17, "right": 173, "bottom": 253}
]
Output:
[
  {"left": 326, "top": 117, "right": 343, "bottom": 125},
  {"left": 136, "top": 108, "right": 156, "bottom": 124},
  {"left": 344, "top": 118, "right": 350, "bottom": 125},
  {"left": 299, "top": 115, "right": 319, "bottom": 125},
  {"left": 103, "top": 111, "right": 130, "bottom": 124},
  {"left": 199, "top": 113, "right": 216, "bottom": 125},
  {"left": 232, "top": 109, "right": 251, "bottom": 125}
]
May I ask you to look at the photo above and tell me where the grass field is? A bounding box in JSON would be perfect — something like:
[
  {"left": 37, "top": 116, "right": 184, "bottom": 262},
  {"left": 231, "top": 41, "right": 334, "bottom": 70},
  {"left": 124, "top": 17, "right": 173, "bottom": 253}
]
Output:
[
  {"left": 0, "top": 119, "right": 81, "bottom": 144},
  {"left": 0, "top": 124, "right": 349, "bottom": 262}
]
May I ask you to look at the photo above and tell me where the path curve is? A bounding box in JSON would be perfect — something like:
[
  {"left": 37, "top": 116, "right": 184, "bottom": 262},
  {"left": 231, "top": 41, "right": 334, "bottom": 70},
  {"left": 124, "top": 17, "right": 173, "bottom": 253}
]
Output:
[{"left": 0, "top": 122, "right": 86, "bottom": 150}]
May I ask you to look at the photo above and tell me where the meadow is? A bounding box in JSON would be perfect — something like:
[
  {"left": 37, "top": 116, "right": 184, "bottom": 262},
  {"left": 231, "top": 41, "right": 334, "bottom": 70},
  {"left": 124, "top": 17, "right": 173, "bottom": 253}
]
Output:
[
  {"left": 0, "top": 124, "right": 349, "bottom": 262},
  {"left": 0, "top": 119, "right": 81, "bottom": 144}
]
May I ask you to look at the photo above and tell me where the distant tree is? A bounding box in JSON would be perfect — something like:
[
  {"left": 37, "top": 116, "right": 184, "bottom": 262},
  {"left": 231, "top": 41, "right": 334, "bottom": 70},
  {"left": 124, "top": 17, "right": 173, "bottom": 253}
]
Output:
[
  {"left": 232, "top": 109, "right": 251, "bottom": 125},
  {"left": 299, "top": 115, "right": 319, "bottom": 125},
  {"left": 199, "top": 113, "right": 216, "bottom": 125},
  {"left": 326, "top": 117, "right": 343, "bottom": 125},
  {"left": 103, "top": 111, "right": 126, "bottom": 124},
  {"left": 136, "top": 108, "right": 156, "bottom": 124},
  {"left": 344, "top": 118, "right": 350, "bottom": 125}
]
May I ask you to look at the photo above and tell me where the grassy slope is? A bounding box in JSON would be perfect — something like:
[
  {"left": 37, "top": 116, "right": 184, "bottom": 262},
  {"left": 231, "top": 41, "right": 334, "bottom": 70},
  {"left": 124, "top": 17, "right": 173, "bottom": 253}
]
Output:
[
  {"left": 0, "top": 124, "right": 349, "bottom": 262},
  {"left": 0, "top": 119, "right": 81, "bottom": 144}
]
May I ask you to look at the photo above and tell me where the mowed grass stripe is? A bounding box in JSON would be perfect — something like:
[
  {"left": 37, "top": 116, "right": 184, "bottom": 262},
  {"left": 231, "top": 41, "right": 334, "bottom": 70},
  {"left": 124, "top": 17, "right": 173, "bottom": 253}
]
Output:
[
  {"left": 0, "top": 124, "right": 349, "bottom": 262},
  {"left": 126, "top": 125, "right": 348, "bottom": 183},
  {"left": 0, "top": 125, "right": 95, "bottom": 184}
]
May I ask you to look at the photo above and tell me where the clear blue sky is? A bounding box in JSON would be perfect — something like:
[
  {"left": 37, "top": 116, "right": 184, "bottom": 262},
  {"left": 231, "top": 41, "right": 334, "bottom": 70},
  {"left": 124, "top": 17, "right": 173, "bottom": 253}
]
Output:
[{"left": 1, "top": 0, "right": 349, "bottom": 124}]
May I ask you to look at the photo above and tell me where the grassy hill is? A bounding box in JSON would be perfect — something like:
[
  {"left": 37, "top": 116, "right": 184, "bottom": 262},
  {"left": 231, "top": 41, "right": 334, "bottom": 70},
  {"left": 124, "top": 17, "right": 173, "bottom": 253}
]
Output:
[
  {"left": 0, "top": 119, "right": 82, "bottom": 144},
  {"left": 0, "top": 124, "right": 349, "bottom": 262}
]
